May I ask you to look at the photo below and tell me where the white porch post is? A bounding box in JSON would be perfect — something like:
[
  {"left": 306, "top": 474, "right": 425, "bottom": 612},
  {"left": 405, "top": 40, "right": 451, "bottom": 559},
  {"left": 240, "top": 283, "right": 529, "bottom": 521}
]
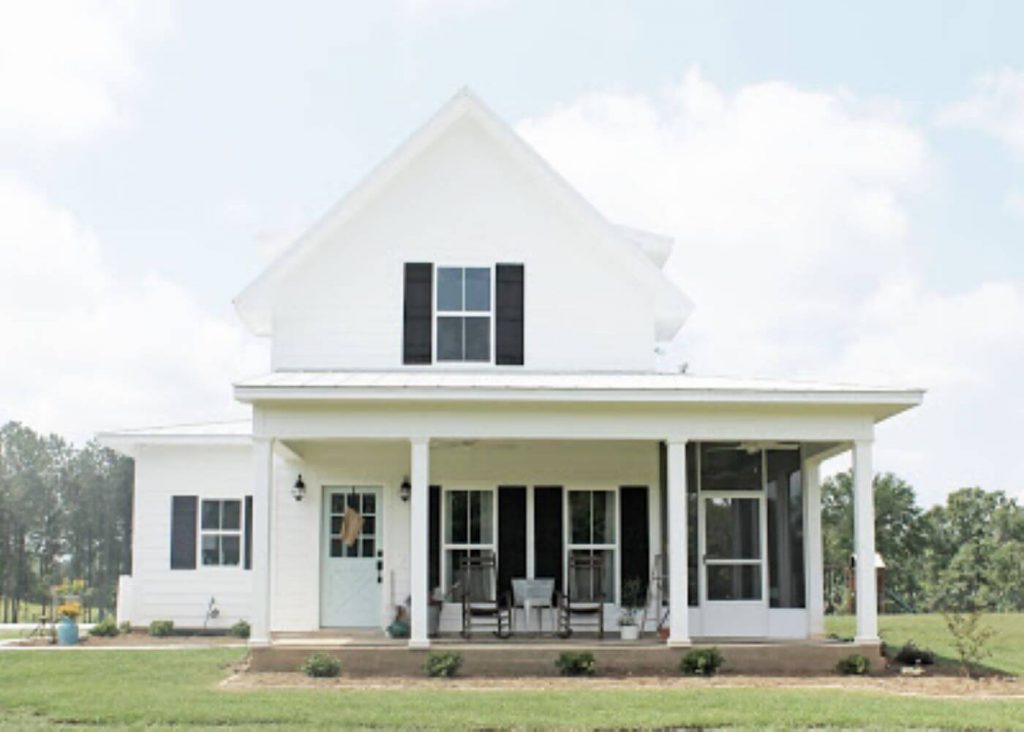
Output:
[
  {"left": 250, "top": 436, "right": 274, "bottom": 646},
  {"left": 853, "top": 438, "right": 879, "bottom": 642},
  {"left": 803, "top": 454, "right": 825, "bottom": 638},
  {"left": 409, "top": 437, "right": 431, "bottom": 649},
  {"left": 666, "top": 439, "right": 690, "bottom": 647}
]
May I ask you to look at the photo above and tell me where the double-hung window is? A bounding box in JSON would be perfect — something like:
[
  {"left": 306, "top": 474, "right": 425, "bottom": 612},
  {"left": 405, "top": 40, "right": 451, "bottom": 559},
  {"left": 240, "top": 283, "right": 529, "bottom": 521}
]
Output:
[
  {"left": 436, "top": 267, "right": 491, "bottom": 362},
  {"left": 442, "top": 488, "right": 495, "bottom": 590},
  {"left": 567, "top": 489, "right": 617, "bottom": 602},
  {"left": 200, "top": 499, "right": 241, "bottom": 566}
]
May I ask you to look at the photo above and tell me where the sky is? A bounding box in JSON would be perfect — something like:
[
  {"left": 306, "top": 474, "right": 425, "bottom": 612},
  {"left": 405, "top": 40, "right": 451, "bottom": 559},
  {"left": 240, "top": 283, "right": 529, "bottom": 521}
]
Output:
[{"left": 1, "top": 0, "right": 1022, "bottom": 507}]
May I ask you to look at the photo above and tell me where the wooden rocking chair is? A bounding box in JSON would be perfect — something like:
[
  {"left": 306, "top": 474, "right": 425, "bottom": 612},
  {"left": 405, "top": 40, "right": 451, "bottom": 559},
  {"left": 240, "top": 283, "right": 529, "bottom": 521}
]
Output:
[
  {"left": 557, "top": 553, "right": 606, "bottom": 639},
  {"left": 458, "top": 554, "right": 512, "bottom": 639}
]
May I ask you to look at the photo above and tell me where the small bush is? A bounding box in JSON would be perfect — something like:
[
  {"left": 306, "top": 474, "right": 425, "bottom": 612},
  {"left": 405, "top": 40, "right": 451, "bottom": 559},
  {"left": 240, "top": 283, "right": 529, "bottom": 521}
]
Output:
[
  {"left": 680, "top": 647, "right": 724, "bottom": 676},
  {"left": 944, "top": 608, "right": 995, "bottom": 678},
  {"left": 118, "top": 621, "right": 132, "bottom": 635},
  {"left": 302, "top": 652, "right": 342, "bottom": 678},
  {"left": 555, "top": 650, "right": 596, "bottom": 676},
  {"left": 90, "top": 616, "right": 119, "bottom": 637},
  {"left": 836, "top": 653, "right": 871, "bottom": 675},
  {"left": 424, "top": 651, "right": 463, "bottom": 678},
  {"left": 894, "top": 640, "right": 935, "bottom": 666},
  {"left": 228, "top": 620, "right": 251, "bottom": 639},
  {"left": 148, "top": 620, "right": 174, "bottom": 637}
]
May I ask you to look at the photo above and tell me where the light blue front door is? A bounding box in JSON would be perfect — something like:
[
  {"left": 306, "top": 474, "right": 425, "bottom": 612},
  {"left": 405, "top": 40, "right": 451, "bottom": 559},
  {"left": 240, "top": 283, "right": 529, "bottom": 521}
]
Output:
[{"left": 320, "top": 486, "right": 383, "bottom": 627}]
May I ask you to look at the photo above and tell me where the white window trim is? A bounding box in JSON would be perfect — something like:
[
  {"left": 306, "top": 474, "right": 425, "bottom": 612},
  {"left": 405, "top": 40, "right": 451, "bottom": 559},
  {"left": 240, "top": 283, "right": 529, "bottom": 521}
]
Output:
[
  {"left": 198, "top": 498, "right": 243, "bottom": 569},
  {"left": 440, "top": 485, "right": 498, "bottom": 592},
  {"left": 696, "top": 447, "right": 770, "bottom": 606},
  {"left": 433, "top": 265, "right": 496, "bottom": 366},
  {"left": 564, "top": 486, "right": 619, "bottom": 604}
]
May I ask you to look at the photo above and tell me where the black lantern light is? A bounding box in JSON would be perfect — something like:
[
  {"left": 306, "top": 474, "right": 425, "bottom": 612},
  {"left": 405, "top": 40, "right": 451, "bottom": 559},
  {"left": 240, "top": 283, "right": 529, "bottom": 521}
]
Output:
[
  {"left": 399, "top": 476, "right": 411, "bottom": 502},
  {"left": 292, "top": 474, "right": 306, "bottom": 502}
]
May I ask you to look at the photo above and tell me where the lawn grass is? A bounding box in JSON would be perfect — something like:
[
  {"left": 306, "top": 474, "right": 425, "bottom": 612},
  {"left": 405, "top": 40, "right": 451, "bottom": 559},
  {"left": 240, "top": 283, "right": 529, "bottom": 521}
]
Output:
[
  {"left": 1, "top": 647, "right": 1024, "bottom": 730},
  {"left": 826, "top": 612, "right": 1024, "bottom": 675}
]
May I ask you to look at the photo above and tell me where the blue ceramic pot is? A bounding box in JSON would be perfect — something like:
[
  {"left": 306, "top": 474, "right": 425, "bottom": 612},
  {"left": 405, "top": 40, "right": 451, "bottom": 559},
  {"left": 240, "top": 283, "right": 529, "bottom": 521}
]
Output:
[{"left": 57, "top": 617, "right": 79, "bottom": 646}]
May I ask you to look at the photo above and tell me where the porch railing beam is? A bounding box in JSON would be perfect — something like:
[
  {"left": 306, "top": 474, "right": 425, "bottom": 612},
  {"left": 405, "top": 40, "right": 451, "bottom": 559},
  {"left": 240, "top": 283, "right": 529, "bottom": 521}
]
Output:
[
  {"left": 409, "top": 437, "right": 431, "bottom": 649},
  {"left": 666, "top": 439, "right": 690, "bottom": 647},
  {"left": 853, "top": 438, "right": 879, "bottom": 642}
]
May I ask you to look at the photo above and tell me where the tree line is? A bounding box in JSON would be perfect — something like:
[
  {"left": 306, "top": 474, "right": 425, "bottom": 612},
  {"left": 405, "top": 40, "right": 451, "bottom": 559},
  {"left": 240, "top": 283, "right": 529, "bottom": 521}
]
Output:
[
  {"left": 0, "top": 422, "right": 132, "bottom": 622},
  {"left": 822, "top": 471, "right": 1024, "bottom": 613}
]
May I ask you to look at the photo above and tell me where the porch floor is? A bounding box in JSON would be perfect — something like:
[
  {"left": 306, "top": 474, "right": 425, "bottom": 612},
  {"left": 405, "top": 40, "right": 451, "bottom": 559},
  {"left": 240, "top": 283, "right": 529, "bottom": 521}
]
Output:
[{"left": 255, "top": 631, "right": 880, "bottom": 675}]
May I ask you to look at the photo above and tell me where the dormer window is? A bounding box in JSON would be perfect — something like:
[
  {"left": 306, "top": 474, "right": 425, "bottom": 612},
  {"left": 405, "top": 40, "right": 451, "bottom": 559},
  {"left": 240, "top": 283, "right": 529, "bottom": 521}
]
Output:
[{"left": 436, "top": 267, "right": 491, "bottom": 362}]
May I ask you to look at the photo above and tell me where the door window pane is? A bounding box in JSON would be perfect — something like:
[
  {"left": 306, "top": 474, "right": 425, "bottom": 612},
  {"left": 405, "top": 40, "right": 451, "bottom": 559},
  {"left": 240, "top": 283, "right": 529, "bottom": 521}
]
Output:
[
  {"left": 221, "top": 501, "right": 241, "bottom": 530},
  {"left": 463, "top": 317, "right": 490, "bottom": 361},
  {"left": 201, "top": 501, "right": 220, "bottom": 530},
  {"left": 464, "top": 268, "right": 490, "bottom": 310},
  {"left": 705, "top": 497, "right": 760, "bottom": 559},
  {"left": 437, "top": 317, "right": 463, "bottom": 361},
  {"left": 437, "top": 267, "right": 463, "bottom": 310},
  {"left": 707, "top": 564, "right": 762, "bottom": 601}
]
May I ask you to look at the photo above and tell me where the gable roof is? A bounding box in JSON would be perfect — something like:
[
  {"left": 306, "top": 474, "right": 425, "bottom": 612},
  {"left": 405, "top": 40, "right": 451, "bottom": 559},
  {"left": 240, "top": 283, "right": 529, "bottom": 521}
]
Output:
[{"left": 233, "top": 88, "right": 693, "bottom": 340}]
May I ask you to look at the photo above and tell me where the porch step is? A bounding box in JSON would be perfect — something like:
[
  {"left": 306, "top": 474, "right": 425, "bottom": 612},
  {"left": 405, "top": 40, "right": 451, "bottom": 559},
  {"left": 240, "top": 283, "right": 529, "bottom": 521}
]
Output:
[{"left": 250, "top": 640, "right": 883, "bottom": 676}]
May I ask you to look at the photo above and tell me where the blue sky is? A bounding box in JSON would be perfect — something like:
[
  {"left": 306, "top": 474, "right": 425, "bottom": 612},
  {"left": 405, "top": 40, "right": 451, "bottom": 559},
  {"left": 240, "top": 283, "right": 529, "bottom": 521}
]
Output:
[{"left": 1, "top": 1, "right": 1022, "bottom": 506}]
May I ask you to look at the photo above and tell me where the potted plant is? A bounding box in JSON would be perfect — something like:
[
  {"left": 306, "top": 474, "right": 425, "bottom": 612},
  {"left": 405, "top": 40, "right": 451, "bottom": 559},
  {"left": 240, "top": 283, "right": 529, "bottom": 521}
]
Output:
[
  {"left": 55, "top": 600, "right": 81, "bottom": 646},
  {"left": 618, "top": 578, "right": 646, "bottom": 641}
]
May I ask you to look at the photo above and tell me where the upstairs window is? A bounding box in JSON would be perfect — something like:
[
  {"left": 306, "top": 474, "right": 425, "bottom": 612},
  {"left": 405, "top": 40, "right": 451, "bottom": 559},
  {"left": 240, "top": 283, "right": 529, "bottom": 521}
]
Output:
[{"left": 436, "top": 267, "right": 491, "bottom": 362}]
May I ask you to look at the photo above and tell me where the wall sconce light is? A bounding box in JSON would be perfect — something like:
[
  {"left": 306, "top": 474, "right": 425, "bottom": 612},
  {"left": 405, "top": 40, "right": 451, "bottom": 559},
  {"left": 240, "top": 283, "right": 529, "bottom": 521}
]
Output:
[
  {"left": 292, "top": 474, "right": 306, "bottom": 502},
  {"left": 399, "top": 476, "right": 411, "bottom": 503}
]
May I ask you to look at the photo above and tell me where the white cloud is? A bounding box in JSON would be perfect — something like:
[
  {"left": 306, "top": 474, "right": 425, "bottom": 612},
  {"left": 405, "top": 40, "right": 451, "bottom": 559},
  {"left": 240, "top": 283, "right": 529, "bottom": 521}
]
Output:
[
  {"left": 0, "top": 0, "right": 172, "bottom": 144},
  {"left": 1006, "top": 189, "right": 1024, "bottom": 219},
  {"left": 518, "top": 69, "right": 1023, "bottom": 505},
  {"left": 0, "top": 176, "right": 266, "bottom": 443},
  {"left": 938, "top": 68, "right": 1024, "bottom": 160}
]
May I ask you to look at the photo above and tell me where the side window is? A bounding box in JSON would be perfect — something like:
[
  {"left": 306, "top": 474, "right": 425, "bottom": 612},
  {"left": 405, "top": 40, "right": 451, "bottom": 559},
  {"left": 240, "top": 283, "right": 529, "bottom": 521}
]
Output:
[
  {"left": 200, "top": 499, "right": 242, "bottom": 566},
  {"left": 436, "top": 267, "right": 491, "bottom": 362}
]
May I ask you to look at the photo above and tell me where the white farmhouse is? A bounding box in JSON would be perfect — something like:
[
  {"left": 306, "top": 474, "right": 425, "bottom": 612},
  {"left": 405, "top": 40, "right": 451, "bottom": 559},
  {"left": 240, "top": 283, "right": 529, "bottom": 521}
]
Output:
[{"left": 100, "top": 90, "right": 921, "bottom": 660}]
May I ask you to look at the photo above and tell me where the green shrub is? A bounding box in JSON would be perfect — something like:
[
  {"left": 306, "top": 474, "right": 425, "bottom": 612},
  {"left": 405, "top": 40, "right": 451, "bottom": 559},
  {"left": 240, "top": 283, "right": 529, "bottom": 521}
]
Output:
[
  {"left": 424, "top": 651, "right": 463, "bottom": 678},
  {"left": 302, "top": 652, "right": 342, "bottom": 678},
  {"left": 555, "top": 651, "right": 596, "bottom": 676},
  {"left": 90, "top": 616, "right": 119, "bottom": 637},
  {"left": 118, "top": 621, "right": 132, "bottom": 635},
  {"left": 944, "top": 608, "right": 995, "bottom": 678},
  {"left": 680, "top": 647, "right": 724, "bottom": 676},
  {"left": 836, "top": 653, "right": 871, "bottom": 675},
  {"left": 228, "top": 620, "right": 251, "bottom": 639},
  {"left": 148, "top": 620, "right": 174, "bottom": 637},
  {"left": 894, "top": 640, "right": 935, "bottom": 666}
]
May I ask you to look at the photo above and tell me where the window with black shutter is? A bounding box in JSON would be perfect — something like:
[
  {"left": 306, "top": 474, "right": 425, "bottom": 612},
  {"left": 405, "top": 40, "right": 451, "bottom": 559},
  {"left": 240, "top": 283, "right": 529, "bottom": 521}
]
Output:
[
  {"left": 495, "top": 263, "right": 524, "bottom": 365},
  {"left": 403, "top": 262, "right": 433, "bottom": 364},
  {"left": 170, "top": 495, "right": 198, "bottom": 570}
]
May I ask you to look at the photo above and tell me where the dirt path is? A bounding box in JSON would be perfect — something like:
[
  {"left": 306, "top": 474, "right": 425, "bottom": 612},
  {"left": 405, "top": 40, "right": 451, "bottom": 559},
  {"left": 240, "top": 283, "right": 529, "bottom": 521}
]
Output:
[{"left": 222, "top": 672, "right": 1024, "bottom": 699}]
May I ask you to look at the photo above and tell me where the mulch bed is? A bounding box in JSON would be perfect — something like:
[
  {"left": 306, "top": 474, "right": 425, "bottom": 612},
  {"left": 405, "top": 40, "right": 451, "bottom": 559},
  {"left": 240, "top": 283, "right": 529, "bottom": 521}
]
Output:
[
  {"left": 8, "top": 631, "right": 244, "bottom": 647},
  {"left": 222, "top": 671, "right": 1023, "bottom": 698}
]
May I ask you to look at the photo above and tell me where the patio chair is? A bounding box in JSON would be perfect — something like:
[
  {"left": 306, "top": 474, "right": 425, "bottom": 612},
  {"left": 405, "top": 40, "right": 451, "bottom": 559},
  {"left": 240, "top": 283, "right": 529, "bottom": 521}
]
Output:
[
  {"left": 511, "top": 577, "right": 556, "bottom": 634},
  {"left": 557, "top": 553, "right": 606, "bottom": 639},
  {"left": 458, "top": 554, "right": 512, "bottom": 639}
]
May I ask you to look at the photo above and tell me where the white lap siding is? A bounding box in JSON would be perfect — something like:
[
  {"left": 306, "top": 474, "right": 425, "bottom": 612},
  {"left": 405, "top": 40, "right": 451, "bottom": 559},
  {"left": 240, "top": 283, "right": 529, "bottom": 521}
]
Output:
[{"left": 126, "top": 443, "right": 254, "bottom": 629}]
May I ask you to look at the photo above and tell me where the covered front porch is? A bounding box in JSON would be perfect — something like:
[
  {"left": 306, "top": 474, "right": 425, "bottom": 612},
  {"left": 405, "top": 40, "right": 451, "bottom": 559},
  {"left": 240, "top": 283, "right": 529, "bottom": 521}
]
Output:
[{"left": 236, "top": 372, "right": 917, "bottom": 654}]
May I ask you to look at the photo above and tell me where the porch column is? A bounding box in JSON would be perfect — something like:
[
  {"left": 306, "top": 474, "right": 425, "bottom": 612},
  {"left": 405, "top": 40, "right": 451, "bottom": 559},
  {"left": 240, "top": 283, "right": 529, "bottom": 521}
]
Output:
[
  {"left": 666, "top": 439, "right": 690, "bottom": 647},
  {"left": 409, "top": 437, "right": 431, "bottom": 649},
  {"left": 250, "top": 437, "right": 274, "bottom": 646},
  {"left": 803, "top": 454, "right": 825, "bottom": 638},
  {"left": 853, "top": 439, "right": 879, "bottom": 642}
]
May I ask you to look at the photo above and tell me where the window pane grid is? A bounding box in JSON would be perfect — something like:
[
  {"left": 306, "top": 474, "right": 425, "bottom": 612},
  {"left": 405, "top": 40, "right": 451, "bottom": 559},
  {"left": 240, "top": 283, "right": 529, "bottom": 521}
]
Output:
[
  {"left": 436, "top": 267, "right": 492, "bottom": 362},
  {"left": 200, "top": 499, "right": 242, "bottom": 567}
]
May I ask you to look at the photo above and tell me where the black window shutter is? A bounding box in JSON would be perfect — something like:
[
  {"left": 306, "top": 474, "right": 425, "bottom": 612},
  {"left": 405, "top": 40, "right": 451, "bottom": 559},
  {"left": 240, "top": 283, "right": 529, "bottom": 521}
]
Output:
[
  {"left": 619, "top": 486, "right": 650, "bottom": 599},
  {"left": 429, "top": 485, "right": 441, "bottom": 591},
  {"left": 244, "top": 495, "right": 253, "bottom": 570},
  {"left": 403, "top": 262, "right": 433, "bottom": 364},
  {"left": 170, "top": 496, "right": 197, "bottom": 570},
  {"left": 497, "top": 487, "right": 527, "bottom": 597},
  {"left": 495, "top": 263, "right": 524, "bottom": 365},
  {"left": 533, "top": 486, "right": 563, "bottom": 592}
]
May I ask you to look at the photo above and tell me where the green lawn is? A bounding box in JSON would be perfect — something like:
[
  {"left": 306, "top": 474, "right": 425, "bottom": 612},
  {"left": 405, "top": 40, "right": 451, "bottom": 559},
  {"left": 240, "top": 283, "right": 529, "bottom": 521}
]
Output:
[
  {"left": 2, "top": 614, "right": 1023, "bottom": 729},
  {"left": 1, "top": 644, "right": 1023, "bottom": 730},
  {"left": 827, "top": 612, "right": 1024, "bottom": 676}
]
